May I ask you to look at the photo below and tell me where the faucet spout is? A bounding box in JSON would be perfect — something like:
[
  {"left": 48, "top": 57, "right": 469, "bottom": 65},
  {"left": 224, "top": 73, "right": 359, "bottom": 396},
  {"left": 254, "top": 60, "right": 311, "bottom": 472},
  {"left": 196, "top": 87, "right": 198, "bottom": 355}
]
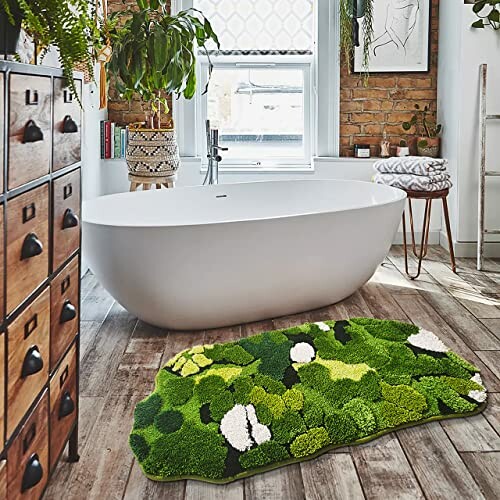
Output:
[{"left": 204, "top": 120, "right": 228, "bottom": 185}]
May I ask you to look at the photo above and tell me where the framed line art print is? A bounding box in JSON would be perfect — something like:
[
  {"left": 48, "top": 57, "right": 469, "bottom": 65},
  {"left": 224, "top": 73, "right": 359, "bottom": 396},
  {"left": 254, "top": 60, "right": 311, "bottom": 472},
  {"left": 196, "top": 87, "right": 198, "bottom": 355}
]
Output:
[{"left": 354, "top": 0, "right": 431, "bottom": 73}]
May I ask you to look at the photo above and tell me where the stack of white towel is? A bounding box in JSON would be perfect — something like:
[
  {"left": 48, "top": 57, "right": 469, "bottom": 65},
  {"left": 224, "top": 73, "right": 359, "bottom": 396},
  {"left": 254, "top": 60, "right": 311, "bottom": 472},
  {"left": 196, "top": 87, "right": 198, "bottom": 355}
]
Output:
[{"left": 373, "top": 156, "right": 452, "bottom": 191}]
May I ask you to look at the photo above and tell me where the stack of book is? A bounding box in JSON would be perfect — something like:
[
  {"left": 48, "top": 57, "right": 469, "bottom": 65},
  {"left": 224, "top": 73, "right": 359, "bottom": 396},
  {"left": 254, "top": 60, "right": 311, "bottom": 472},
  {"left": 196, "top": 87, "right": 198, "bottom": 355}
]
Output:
[{"left": 100, "top": 121, "right": 128, "bottom": 159}]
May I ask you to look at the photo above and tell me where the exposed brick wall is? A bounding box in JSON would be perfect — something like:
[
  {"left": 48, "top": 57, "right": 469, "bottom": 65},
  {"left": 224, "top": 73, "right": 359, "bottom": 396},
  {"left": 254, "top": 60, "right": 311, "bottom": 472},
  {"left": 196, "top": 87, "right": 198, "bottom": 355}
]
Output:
[
  {"left": 108, "top": 0, "right": 439, "bottom": 156},
  {"left": 340, "top": 0, "right": 439, "bottom": 157}
]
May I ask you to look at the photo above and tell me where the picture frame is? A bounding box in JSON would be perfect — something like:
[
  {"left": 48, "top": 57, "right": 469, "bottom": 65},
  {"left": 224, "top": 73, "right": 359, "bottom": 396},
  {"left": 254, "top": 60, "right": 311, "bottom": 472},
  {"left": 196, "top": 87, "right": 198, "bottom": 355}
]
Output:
[{"left": 354, "top": 0, "right": 431, "bottom": 73}]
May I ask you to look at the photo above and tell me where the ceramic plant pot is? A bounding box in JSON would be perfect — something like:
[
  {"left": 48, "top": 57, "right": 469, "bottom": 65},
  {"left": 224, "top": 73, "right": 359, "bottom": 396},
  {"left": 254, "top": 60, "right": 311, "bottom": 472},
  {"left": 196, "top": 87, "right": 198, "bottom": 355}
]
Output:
[
  {"left": 397, "top": 146, "right": 410, "bottom": 157},
  {"left": 126, "top": 127, "right": 180, "bottom": 178},
  {"left": 417, "top": 137, "right": 440, "bottom": 158},
  {"left": 0, "top": 8, "right": 22, "bottom": 55}
]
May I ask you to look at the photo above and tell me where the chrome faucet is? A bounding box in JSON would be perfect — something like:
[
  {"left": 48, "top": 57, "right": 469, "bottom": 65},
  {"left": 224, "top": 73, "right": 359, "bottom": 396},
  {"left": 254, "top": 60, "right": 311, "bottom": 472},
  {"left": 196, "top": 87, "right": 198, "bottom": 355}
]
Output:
[{"left": 204, "top": 120, "right": 228, "bottom": 185}]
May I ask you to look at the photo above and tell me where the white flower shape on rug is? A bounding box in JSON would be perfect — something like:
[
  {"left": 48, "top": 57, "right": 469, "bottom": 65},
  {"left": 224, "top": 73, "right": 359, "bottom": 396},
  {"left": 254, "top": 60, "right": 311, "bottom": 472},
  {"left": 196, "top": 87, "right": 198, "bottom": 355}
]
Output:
[
  {"left": 469, "top": 373, "right": 487, "bottom": 403},
  {"left": 290, "top": 342, "right": 316, "bottom": 363},
  {"left": 407, "top": 329, "right": 449, "bottom": 353},
  {"left": 220, "top": 404, "right": 271, "bottom": 452},
  {"left": 315, "top": 322, "right": 331, "bottom": 332}
]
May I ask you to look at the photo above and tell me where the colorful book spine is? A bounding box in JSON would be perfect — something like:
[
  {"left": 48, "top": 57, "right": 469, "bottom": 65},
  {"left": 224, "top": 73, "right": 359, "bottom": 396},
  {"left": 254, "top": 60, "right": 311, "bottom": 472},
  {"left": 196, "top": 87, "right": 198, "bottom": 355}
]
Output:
[
  {"left": 100, "top": 121, "right": 105, "bottom": 159},
  {"left": 104, "top": 121, "right": 112, "bottom": 159},
  {"left": 121, "top": 128, "right": 127, "bottom": 158},
  {"left": 110, "top": 122, "right": 115, "bottom": 159},
  {"left": 114, "top": 126, "right": 122, "bottom": 159}
]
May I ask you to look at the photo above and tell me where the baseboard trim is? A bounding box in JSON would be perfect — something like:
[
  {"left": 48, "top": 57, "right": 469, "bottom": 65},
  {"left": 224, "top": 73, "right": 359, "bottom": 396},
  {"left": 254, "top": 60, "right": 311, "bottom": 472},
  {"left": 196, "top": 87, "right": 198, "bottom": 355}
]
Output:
[
  {"left": 439, "top": 231, "right": 500, "bottom": 258},
  {"left": 394, "top": 230, "right": 441, "bottom": 246}
]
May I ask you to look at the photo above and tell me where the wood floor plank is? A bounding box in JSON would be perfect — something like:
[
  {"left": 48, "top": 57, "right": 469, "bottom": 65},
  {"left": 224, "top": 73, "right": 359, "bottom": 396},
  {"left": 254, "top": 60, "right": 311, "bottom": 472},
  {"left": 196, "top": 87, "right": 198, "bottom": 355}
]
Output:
[
  {"left": 341, "top": 290, "right": 373, "bottom": 318},
  {"left": 300, "top": 453, "right": 365, "bottom": 500},
  {"left": 475, "top": 351, "right": 500, "bottom": 386},
  {"left": 480, "top": 318, "right": 500, "bottom": 342},
  {"left": 398, "top": 422, "right": 485, "bottom": 499},
  {"left": 440, "top": 414, "right": 500, "bottom": 452},
  {"left": 351, "top": 434, "right": 424, "bottom": 500},
  {"left": 123, "top": 462, "right": 185, "bottom": 500},
  {"left": 80, "top": 280, "right": 114, "bottom": 322},
  {"left": 359, "top": 282, "right": 410, "bottom": 322},
  {"left": 393, "top": 295, "right": 500, "bottom": 392},
  {"left": 244, "top": 464, "right": 305, "bottom": 500},
  {"left": 484, "top": 393, "right": 500, "bottom": 433},
  {"left": 80, "top": 302, "right": 138, "bottom": 397},
  {"left": 461, "top": 452, "right": 500, "bottom": 500},
  {"left": 80, "top": 320, "right": 104, "bottom": 360},
  {"left": 370, "top": 261, "right": 421, "bottom": 295},
  {"left": 185, "top": 480, "right": 244, "bottom": 500}
]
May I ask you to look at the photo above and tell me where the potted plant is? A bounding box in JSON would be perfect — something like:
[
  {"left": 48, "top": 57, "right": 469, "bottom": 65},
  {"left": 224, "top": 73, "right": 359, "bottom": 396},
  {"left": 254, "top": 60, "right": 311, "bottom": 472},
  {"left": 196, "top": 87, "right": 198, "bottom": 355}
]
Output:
[
  {"left": 0, "top": 0, "right": 95, "bottom": 97},
  {"left": 471, "top": 0, "right": 500, "bottom": 30},
  {"left": 397, "top": 139, "right": 410, "bottom": 157},
  {"left": 402, "top": 104, "right": 442, "bottom": 158},
  {"left": 107, "top": 0, "right": 219, "bottom": 181}
]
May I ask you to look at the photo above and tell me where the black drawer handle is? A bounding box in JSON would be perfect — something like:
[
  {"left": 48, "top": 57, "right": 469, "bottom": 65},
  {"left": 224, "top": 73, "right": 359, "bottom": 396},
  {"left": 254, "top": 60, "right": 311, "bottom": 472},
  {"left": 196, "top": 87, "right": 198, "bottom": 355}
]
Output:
[
  {"left": 62, "top": 115, "right": 78, "bottom": 134},
  {"left": 21, "top": 233, "right": 43, "bottom": 260},
  {"left": 59, "top": 391, "right": 75, "bottom": 419},
  {"left": 22, "top": 203, "right": 36, "bottom": 223},
  {"left": 23, "top": 119, "right": 44, "bottom": 143},
  {"left": 63, "top": 183, "right": 73, "bottom": 200},
  {"left": 22, "top": 346, "right": 44, "bottom": 378},
  {"left": 21, "top": 453, "right": 43, "bottom": 492},
  {"left": 62, "top": 208, "right": 79, "bottom": 230},
  {"left": 24, "top": 314, "right": 38, "bottom": 339},
  {"left": 60, "top": 300, "right": 77, "bottom": 323},
  {"left": 25, "top": 89, "right": 39, "bottom": 106},
  {"left": 64, "top": 89, "right": 73, "bottom": 103}
]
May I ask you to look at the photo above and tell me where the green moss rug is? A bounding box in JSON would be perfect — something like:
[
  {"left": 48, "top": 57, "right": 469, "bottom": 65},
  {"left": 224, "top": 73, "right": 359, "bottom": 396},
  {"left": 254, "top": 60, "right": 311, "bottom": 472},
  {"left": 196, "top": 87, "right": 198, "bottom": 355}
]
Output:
[{"left": 129, "top": 318, "right": 488, "bottom": 483}]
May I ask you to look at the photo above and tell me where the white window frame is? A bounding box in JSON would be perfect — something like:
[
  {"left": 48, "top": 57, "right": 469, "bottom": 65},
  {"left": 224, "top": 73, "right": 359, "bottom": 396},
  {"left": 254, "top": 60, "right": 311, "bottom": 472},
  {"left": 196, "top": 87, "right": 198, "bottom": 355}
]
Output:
[{"left": 173, "top": 0, "right": 339, "bottom": 167}]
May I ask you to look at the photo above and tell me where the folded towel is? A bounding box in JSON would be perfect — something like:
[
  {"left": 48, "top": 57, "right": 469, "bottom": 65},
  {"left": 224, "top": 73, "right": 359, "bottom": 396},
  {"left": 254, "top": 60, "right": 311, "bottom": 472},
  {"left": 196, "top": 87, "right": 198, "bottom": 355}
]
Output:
[
  {"left": 374, "top": 156, "right": 448, "bottom": 176},
  {"left": 374, "top": 172, "right": 452, "bottom": 191}
]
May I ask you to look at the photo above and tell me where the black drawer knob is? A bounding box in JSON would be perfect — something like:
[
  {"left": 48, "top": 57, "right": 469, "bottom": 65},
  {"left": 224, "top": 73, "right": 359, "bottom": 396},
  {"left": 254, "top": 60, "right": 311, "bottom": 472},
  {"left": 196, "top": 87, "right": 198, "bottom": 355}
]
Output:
[
  {"left": 59, "top": 391, "right": 75, "bottom": 419},
  {"left": 21, "top": 454, "right": 44, "bottom": 492},
  {"left": 62, "top": 208, "right": 79, "bottom": 229},
  {"left": 23, "top": 119, "right": 44, "bottom": 143},
  {"left": 63, "top": 115, "right": 78, "bottom": 134},
  {"left": 21, "top": 346, "right": 44, "bottom": 378},
  {"left": 60, "top": 300, "right": 77, "bottom": 323},
  {"left": 21, "top": 233, "right": 43, "bottom": 260}
]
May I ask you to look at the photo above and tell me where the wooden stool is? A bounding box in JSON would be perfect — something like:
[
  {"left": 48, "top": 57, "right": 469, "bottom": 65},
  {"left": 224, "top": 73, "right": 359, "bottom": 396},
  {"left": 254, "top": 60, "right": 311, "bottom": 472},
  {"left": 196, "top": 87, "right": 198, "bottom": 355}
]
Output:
[
  {"left": 402, "top": 188, "right": 456, "bottom": 280},
  {"left": 129, "top": 173, "right": 177, "bottom": 192}
]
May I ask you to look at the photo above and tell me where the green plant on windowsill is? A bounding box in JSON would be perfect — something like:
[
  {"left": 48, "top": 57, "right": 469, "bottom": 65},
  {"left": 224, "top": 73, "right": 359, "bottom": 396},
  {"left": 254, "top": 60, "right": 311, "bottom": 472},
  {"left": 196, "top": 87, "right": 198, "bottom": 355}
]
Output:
[
  {"left": 0, "top": 0, "right": 97, "bottom": 99},
  {"left": 402, "top": 104, "right": 443, "bottom": 158},
  {"left": 471, "top": 0, "right": 500, "bottom": 31}
]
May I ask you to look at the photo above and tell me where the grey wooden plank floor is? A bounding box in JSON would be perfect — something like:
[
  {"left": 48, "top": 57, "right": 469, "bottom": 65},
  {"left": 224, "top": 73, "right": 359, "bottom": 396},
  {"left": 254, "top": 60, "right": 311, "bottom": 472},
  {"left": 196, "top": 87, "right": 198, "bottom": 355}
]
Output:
[{"left": 44, "top": 246, "right": 500, "bottom": 500}]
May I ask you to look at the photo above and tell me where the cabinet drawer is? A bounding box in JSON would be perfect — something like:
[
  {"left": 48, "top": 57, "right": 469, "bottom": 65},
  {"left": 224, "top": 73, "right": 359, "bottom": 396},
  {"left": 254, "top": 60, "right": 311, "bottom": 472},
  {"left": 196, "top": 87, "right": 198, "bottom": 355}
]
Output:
[
  {"left": 50, "top": 343, "right": 77, "bottom": 471},
  {"left": 0, "top": 204, "right": 4, "bottom": 322},
  {"left": 8, "top": 74, "right": 51, "bottom": 189},
  {"left": 53, "top": 78, "right": 82, "bottom": 171},
  {"left": 6, "top": 184, "right": 49, "bottom": 314},
  {"left": 0, "top": 72, "right": 4, "bottom": 193},
  {"left": 7, "top": 289, "right": 50, "bottom": 439},
  {"left": 52, "top": 169, "right": 81, "bottom": 271},
  {"left": 7, "top": 390, "right": 49, "bottom": 500},
  {"left": 50, "top": 257, "right": 79, "bottom": 371},
  {"left": 0, "top": 459, "right": 6, "bottom": 500},
  {"left": 0, "top": 333, "right": 5, "bottom": 448}
]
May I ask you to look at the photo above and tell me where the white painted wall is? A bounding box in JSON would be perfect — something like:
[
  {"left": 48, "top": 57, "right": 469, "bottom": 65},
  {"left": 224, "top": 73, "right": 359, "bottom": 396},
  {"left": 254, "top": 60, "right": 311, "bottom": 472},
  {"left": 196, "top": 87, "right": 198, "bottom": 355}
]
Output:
[{"left": 438, "top": 2, "right": 500, "bottom": 257}]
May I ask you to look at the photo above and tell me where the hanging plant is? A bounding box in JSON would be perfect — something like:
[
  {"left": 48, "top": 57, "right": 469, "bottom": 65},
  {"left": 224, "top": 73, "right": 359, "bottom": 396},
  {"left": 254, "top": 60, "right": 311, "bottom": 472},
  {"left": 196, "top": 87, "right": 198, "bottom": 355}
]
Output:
[
  {"left": 339, "top": 0, "right": 375, "bottom": 76},
  {"left": 471, "top": 0, "right": 500, "bottom": 30}
]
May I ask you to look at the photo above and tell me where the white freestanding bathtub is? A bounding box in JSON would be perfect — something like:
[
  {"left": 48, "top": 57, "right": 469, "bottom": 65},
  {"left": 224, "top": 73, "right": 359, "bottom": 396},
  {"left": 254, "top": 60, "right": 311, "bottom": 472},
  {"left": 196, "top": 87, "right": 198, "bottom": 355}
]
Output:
[{"left": 83, "top": 180, "right": 406, "bottom": 330}]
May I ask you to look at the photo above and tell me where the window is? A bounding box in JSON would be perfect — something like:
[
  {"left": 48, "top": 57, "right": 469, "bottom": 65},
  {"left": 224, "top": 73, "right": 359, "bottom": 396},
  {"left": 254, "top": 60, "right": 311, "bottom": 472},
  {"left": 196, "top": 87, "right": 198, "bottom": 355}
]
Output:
[
  {"left": 174, "top": 0, "right": 339, "bottom": 164},
  {"left": 193, "top": 0, "right": 314, "bottom": 168}
]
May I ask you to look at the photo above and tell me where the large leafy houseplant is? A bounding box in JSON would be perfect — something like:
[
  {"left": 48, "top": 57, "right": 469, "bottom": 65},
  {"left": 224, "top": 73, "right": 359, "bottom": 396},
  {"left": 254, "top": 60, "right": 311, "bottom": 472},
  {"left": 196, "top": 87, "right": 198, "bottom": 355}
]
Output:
[
  {"left": 0, "top": 0, "right": 95, "bottom": 97},
  {"left": 471, "top": 0, "right": 500, "bottom": 30},
  {"left": 107, "top": 0, "right": 219, "bottom": 129}
]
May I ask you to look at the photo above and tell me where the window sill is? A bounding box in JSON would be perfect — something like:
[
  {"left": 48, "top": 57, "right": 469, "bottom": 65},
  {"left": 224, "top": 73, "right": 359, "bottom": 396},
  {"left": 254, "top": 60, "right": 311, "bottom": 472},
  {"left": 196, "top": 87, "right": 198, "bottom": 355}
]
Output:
[{"left": 199, "top": 165, "right": 315, "bottom": 174}]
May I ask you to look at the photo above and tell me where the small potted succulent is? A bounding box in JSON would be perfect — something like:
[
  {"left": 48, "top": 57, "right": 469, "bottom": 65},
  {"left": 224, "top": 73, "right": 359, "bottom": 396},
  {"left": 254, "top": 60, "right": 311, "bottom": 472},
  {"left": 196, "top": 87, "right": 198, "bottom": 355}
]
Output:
[
  {"left": 402, "top": 104, "right": 442, "bottom": 158},
  {"left": 107, "top": 0, "right": 218, "bottom": 181},
  {"left": 397, "top": 139, "right": 410, "bottom": 157}
]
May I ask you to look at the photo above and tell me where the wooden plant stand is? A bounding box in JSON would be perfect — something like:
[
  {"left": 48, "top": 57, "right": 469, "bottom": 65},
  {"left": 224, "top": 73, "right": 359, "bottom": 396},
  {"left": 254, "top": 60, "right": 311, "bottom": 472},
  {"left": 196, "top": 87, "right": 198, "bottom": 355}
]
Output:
[
  {"left": 129, "top": 173, "right": 176, "bottom": 191},
  {"left": 402, "top": 188, "right": 457, "bottom": 280}
]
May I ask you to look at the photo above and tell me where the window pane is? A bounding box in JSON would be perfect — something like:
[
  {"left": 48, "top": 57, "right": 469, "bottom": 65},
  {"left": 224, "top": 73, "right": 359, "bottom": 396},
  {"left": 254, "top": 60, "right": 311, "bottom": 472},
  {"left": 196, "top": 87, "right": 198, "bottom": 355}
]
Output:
[
  {"left": 194, "top": 0, "right": 314, "bottom": 53},
  {"left": 207, "top": 67, "right": 305, "bottom": 160}
]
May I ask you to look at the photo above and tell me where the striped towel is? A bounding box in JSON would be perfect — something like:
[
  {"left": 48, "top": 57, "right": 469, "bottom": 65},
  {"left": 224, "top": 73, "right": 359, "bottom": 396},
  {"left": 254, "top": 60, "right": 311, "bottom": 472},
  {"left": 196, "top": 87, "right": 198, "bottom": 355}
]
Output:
[
  {"left": 374, "top": 172, "right": 452, "bottom": 191},
  {"left": 374, "top": 156, "right": 448, "bottom": 176}
]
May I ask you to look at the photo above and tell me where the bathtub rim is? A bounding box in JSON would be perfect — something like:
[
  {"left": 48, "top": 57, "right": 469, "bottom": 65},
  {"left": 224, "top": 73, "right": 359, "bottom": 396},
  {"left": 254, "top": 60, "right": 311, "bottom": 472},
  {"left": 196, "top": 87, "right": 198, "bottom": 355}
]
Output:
[{"left": 83, "top": 179, "right": 407, "bottom": 229}]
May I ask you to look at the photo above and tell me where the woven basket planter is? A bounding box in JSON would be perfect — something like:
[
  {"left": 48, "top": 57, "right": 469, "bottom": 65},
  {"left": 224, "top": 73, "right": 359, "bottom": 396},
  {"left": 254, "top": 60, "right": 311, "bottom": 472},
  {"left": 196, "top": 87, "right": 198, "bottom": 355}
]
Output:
[{"left": 126, "top": 128, "right": 180, "bottom": 178}]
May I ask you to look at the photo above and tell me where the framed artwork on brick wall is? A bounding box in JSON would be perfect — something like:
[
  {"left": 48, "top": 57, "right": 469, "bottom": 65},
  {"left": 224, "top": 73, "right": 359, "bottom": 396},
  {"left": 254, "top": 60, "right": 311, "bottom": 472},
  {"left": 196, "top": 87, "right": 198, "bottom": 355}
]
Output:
[{"left": 354, "top": 0, "right": 431, "bottom": 73}]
